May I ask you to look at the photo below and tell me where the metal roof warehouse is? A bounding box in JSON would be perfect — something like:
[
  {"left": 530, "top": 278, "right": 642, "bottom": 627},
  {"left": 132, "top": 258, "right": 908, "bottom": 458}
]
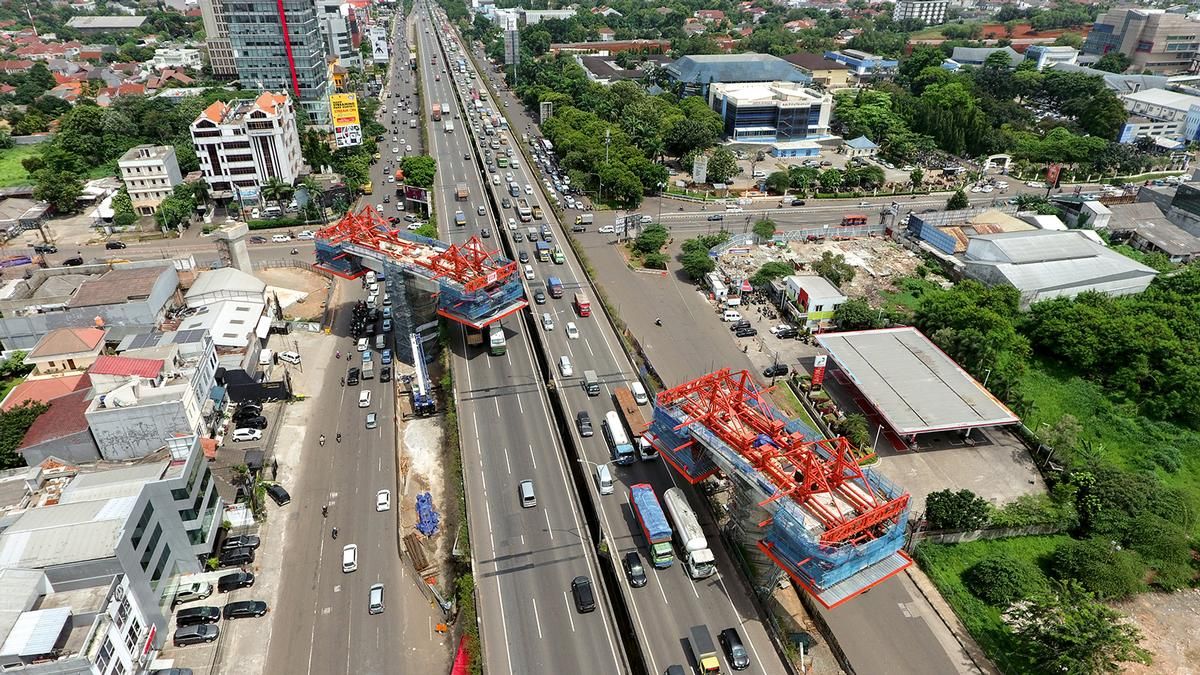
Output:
[{"left": 815, "top": 327, "right": 1019, "bottom": 437}]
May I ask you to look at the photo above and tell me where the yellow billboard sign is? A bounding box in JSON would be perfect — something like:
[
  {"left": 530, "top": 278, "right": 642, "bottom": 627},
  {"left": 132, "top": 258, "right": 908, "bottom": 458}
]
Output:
[{"left": 329, "top": 93, "right": 362, "bottom": 148}]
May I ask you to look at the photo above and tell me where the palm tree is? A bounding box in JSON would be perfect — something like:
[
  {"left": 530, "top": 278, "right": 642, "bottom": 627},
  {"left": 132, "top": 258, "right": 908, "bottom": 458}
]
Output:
[
  {"left": 189, "top": 179, "right": 210, "bottom": 206},
  {"left": 261, "top": 178, "right": 294, "bottom": 206}
]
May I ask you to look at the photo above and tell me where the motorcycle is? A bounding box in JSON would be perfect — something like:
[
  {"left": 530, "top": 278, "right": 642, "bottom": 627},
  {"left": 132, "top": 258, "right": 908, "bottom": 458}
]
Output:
[
  {"left": 331, "top": 527, "right": 338, "bottom": 539},
  {"left": 290, "top": 248, "right": 298, "bottom": 255},
  {"left": 319, "top": 435, "right": 326, "bottom": 446}
]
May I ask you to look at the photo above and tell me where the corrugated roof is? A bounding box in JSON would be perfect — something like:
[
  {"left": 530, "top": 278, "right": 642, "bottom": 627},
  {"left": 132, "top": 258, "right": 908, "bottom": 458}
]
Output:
[
  {"left": 58, "top": 463, "right": 166, "bottom": 504},
  {"left": 0, "top": 494, "right": 136, "bottom": 568},
  {"left": 844, "top": 136, "right": 877, "bottom": 149},
  {"left": 0, "top": 607, "right": 71, "bottom": 657},
  {"left": 88, "top": 355, "right": 164, "bottom": 379},
  {"left": 27, "top": 328, "right": 106, "bottom": 360},
  {"left": 974, "top": 229, "right": 1100, "bottom": 264},
  {"left": 185, "top": 267, "right": 266, "bottom": 301},
  {"left": 67, "top": 266, "right": 168, "bottom": 308}
]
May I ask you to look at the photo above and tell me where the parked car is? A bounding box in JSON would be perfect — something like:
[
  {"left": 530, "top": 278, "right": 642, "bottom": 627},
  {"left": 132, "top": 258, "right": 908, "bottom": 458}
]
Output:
[
  {"left": 173, "top": 624, "right": 219, "bottom": 647},
  {"left": 223, "top": 600, "right": 268, "bottom": 619},
  {"left": 775, "top": 328, "right": 799, "bottom": 340},
  {"left": 729, "top": 319, "right": 751, "bottom": 332},
  {"left": 105, "top": 241, "right": 128, "bottom": 249},
  {"left": 763, "top": 363, "right": 789, "bottom": 378},
  {"left": 236, "top": 415, "right": 268, "bottom": 430},
  {"left": 217, "top": 571, "right": 255, "bottom": 593},
  {"left": 61, "top": 256, "right": 84, "bottom": 266},
  {"left": 231, "top": 428, "right": 262, "bottom": 443},
  {"left": 33, "top": 243, "right": 57, "bottom": 254},
  {"left": 173, "top": 582, "right": 213, "bottom": 606},
  {"left": 266, "top": 484, "right": 291, "bottom": 506},
  {"left": 175, "top": 606, "right": 221, "bottom": 626},
  {"left": 221, "top": 535, "right": 260, "bottom": 552},
  {"left": 218, "top": 547, "right": 255, "bottom": 567},
  {"left": 734, "top": 327, "right": 758, "bottom": 337}
]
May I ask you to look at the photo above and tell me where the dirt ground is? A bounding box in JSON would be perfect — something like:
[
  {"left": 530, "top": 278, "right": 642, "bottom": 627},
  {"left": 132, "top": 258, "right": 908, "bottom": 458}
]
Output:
[
  {"left": 254, "top": 267, "right": 332, "bottom": 321},
  {"left": 1115, "top": 589, "right": 1200, "bottom": 675}
]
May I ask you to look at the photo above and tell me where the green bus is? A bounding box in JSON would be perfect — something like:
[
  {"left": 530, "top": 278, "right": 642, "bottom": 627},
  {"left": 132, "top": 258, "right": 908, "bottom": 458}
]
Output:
[
  {"left": 489, "top": 325, "right": 507, "bottom": 355},
  {"left": 497, "top": 156, "right": 509, "bottom": 168}
]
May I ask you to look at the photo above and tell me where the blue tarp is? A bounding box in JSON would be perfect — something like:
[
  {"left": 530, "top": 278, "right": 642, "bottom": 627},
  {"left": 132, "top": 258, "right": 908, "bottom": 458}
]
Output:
[
  {"left": 416, "top": 492, "right": 439, "bottom": 536},
  {"left": 630, "top": 484, "right": 671, "bottom": 542}
]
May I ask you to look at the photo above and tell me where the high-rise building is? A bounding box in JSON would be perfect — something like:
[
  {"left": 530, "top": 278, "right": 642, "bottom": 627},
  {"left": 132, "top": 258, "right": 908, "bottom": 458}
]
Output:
[
  {"left": 190, "top": 92, "right": 306, "bottom": 204},
  {"left": 225, "top": 0, "right": 331, "bottom": 124},
  {"left": 892, "top": 0, "right": 949, "bottom": 26},
  {"left": 199, "top": 0, "right": 236, "bottom": 77},
  {"left": 1083, "top": 8, "right": 1200, "bottom": 74},
  {"left": 316, "top": 0, "right": 362, "bottom": 68}
]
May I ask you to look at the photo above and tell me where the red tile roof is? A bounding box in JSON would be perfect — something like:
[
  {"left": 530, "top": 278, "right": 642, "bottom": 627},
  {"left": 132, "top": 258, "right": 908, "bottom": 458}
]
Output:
[
  {"left": 28, "top": 327, "right": 106, "bottom": 360},
  {"left": 89, "top": 355, "right": 164, "bottom": 379},
  {"left": 18, "top": 389, "right": 92, "bottom": 451},
  {"left": 1, "top": 374, "right": 91, "bottom": 412}
]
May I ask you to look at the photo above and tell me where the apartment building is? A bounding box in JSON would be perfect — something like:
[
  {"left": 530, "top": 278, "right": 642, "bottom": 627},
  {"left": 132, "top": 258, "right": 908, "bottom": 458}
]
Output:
[
  {"left": 892, "top": 0, "right": 949, "bottom": 26},
  {"left": 190, "top": 92, "right": 305, "bottom": 203},
  {"left": 316, "top": 0, "right": 361, "bottom": 69},
  {"left": 1083, "top": 8, "right": 1200, "bottom": 74},
  {"left": 199, "top": 0, "right": 236, "bottom": 76},
  {"left": 117, "top": 145, "right": 184, "bottom": 216},
  {"left": 708, "top": 81, "right": 833, "bottom": 145},
  {"left": 226, "top": 0, "right": 331, "bottom": 124}
]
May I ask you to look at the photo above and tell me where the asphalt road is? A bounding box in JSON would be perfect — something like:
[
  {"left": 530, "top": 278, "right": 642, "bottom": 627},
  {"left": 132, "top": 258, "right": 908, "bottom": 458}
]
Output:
[{"left": 411, "top": 8, "right": 625, "bottom": 674}]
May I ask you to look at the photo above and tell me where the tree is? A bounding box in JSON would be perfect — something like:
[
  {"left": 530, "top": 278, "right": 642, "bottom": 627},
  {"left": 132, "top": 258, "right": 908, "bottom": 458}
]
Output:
[
  {"left": 1050, "top": 537, "right": 1147, "bottom": 600},
  {"left": 909, "top": 168, "right": 925, "bottom": 189},
  {"left": 1094, "top": 52, "right": 1132, "bottom": 74},
  {"left": 788, "top": 166, "right": 819, "bottom": 193},
  {"left": 111, "top": 187, "right": 137, "bottom": 228},
  {"left": 946, "top": 188, "right": 969, "bottom": 210},
  {"left": 642, "top": 252, "right": 668, "bottom": 269},
  {"left": 924, "top": 488, "right": 990, "bottom": 530},
  {"left": 33, "top": 170, "right": 83, "bottom": 213},
  {"left": 964, "top": 553, "right": 1043, "bottom": 606},
  {"left": 398, "top": 155, "right": 437, "bottom": 188},
  {"left": 261, "top": 178, "right": 294, "bottom": 205},
  {"left": 1011, "top": 580, "right": 1152, "bottom": 675},
  {"left": 705, "top": 147, "right": 738, "bottom": 184},
  {"left": 810, "top": 251, "right": 855, "bottom": 287},
  {"left": 680, "top": 248, "right": 715, "bottom": 280},
  {"left": 749, "top": 261, "right": 793, "bottom": 287},
  {"left": 818, "top": 168, "right": 844, "bottom": 192},
  {"left": 835, "top": 297, "right": 880, "bottom": 330},
  {"left": 0, "top": 401, "right": 49, "bottom": 469},
  {"left": 752, "top": 218, "right": 776, "bottom": 241},
  {"left": 764, "top": 171, "right": 790, "bottom": 195},
  {"left": 633, "top": 223, "right": 668, "bottom": 255},
  {"left": 664, "top": 117, "right": 717, "bottom": 158}
]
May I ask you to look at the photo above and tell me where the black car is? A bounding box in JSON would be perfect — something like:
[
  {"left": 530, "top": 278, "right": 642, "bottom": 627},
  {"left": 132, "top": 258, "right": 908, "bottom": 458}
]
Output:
[
  {"left": 707, "top": 214, "right": 724, "bottom": 221},
  {"left": 223, "top": 600, "right": 268, "bottom": 619},
  {"left": 480, "top": 227, "right": 491, "bottom": 238},
  {"left": 775, "top": 328, "right": 799, "bottom": 340},
  {"left": 249, "top": 236, "right": 268, "bottom": 244},
  {"left": 729, "top": 320, "right": 751, "bottom": 332},
  {"left": 219, "top": 547, "right": 255, "bottom": 567},
  {"left": 173, "top": 624, "right": 219, "bottom": 647},
  {"left": 571, "top": 576, "right": 596, "bottom": 613},
  {"left": 623, "top": 551, "right": 647, "bottom": 588},
  {"left": 33, "top": 243, "right": 57, "bottom": 254},
  {"left": 719, "top": 628, "right": 751, "bottom": 670},
  {"left": 348, "top": 367, "right": 360, "bottom": 385},
  {"left": 217, "top": 571, "right": 255, "bottom": 593},
  {"left": 176, "top": 606, "right": 221, "bottom": 626},
  {"left": 576, "top": 410, "right": 593, "bottom": 437},
  {"left": 518, "top": 251, "right": 529, "bottom": 263},
  {"left": 380, "top": 366, "right": 392, "bottom": 382},
  {"left": 151, "top": 669, "right": 194, "bottom": 675},
  {"left": 266, "top": 484, "right": 291, "bottom": 506},
  {"left": 62, "top": 256, "right": 84, "bottom": 266},
  {"left": 105, "top": 241, "right": 127, "bottom": 249},
  {"left": 789, "top": 198, "right": 807, "bottom": 207},
  {"left": 735, "top": 327, "right": 758, "bottom": 338},
  {"left": 763, "top": 363, "right": 790, "bottom": 378},
  {"left": 533, "top": 289, "right": 546, "bottom": 304},
  {"left": 233, "top": 409, "right": 263, "bottom": 423},
  {"left": 463, "top": 152, "right": 471, "bottom": 160},
  {"left": 237, "top": 415, "right": 268, "bottom": 430},
  {"left": 221, "top": 535, "right": 261, "bottom": 552},
  {"left": 501, "top": 197, "right": 512, "bottom": 208}
]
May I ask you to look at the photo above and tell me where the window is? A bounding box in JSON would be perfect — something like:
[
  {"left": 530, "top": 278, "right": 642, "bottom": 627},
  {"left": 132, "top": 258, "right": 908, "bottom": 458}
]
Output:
[
  {"left": 129, "top": 505, "right": 153, "bottom": 548},
  {"left": 96, "top": 638, "right": 116, "bottom": 672},
  {"left": 139, "top": 523, "right": 162, "bottom": 571},
  {"left": 813, "top": 304, "right": 824, "bottom": 312},
  {"left": 115, "top": 595, "right": 131, "bottom": 625},
  {"left": 150, "top": 544, "right": 171, "bottom": 590},
  {"left": 124, "top": 617, "right": 142, "bottom": 652}
]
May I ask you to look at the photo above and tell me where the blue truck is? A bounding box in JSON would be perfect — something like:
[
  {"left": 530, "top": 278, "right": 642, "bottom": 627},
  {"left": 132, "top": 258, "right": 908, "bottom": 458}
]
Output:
[{"left": 630, "top": 483, "right": 674, "bottom": 568}]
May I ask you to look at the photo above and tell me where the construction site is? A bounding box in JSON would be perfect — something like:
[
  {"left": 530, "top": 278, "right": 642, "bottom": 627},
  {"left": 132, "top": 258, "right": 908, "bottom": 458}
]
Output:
[
  {"left": 648, "top": 368, "right": 912, "bottom": 609},
  {"left": 312, "top": 206, "right": 527, "bottom": 365}
]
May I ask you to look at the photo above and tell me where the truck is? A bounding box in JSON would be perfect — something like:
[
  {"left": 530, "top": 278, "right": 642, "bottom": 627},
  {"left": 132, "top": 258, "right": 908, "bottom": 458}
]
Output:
[
  {"left": 455, "top": 183, "right": 469, "bottom": 201},
  {"left": 516, "top": 198, "right": 533, "bottom": 222},
  {"left": 663, "top": 487, "right": 716, "bottom": 579},
  {"left": 532, "top": 205, "right": 543, "bottom": 220},
  {"left": 574, "top": 213, "right": 594, "bottom": 228},
  {"left": 362, "top": 359, "right": 375, "bottom": 380},
  {"left": 454, "top": 210, "right": 466, "bottom": 227},
  {"left": 630, "top": 483, "right": 674, "bottom": 568},
  {"left": 431, "top": 103, "right": 442, "bottom": 121},
  {"left": 574, "top": 292, "right": 591, "bottom": 317},
  {"left": 444, "top": 121, "right": 454, "bottom": 133},
  {"left": 536, "top": 240, "right": 550, "bottom": 262},
  {"left": 546, "top": 276, "right": 563, "bottom": 298},
  {"left": 689, "top": 626, "right": 722, "bottom": 675},
  {"left": 488, "top": 324, "right": 506, "bottom": 355},
  {"left": 603, "top": 411, "right": 637, "bottom": 465},
  {"left": 466, "top": 327, "right": 484, "bottom": 347},
  {"left": 615, "top": 386, "right": 654, "bottom": 460}
]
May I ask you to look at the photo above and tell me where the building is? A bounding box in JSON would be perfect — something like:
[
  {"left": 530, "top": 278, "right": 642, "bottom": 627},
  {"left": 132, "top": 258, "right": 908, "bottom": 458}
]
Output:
[
  {"left": 1024, "top": 45, "right": 1079, "bottom": 70},
  {"left": 65, "top": 15, "right": 147, "bottom": 33},
  {"left": 943, "top": 46, "right": 1024, "bottom": 70},
  {"left": 707, "top": 81, "right": 832, "bottom": 144},
  {"left": 963, "top": 230, "right": 1159, "bottom": 308},
  {"left": 520, "top": 8, "right": 576, "bottom": 24},
  {"left": 908, "top": 206, "right": 1036, "bottom": 255},
  {"left": 1047, "top": 62, "right": 1167, "bottom": 94},
  {"left": 841, "top": 136, "right": 879, "bottom": 158},
  {"left": 823, "top": 49, "right": 898, "bottom": 79},
  {"left": 16, "top": 389, "right": 97, "bottom": 465},
  {"left": 199, "top": 0, "right": 236, "bottom": 77},
  {"left": 150, "top": 47, "right": 202, "bottom": 71},
  {"left": 778, "top": 275, "right": 846, "bottom": 330},
  {"left": 316, "top": 0, "right": 362, "bottom": 69},
  {"left": 1118, "top": 87, "right": 1200, "bottom": 143},
  {"left": 577, "top": 54, "right": 674, "bottom": 85},
  {"left": 1083, "top": 8, "right": 1200, "bottom": 74},
  {"left": 190, "top": 92, "right": 305, "bottom": 204},
  {"left": 226, "top": 0, "right": 330, "bottom": 124},
  {"left": 25, "top": 327, "right": 107, "bottom": 376},
  {"left": 782, "top": 53, "right": 850, "bottom": 89},
  {"left": 665, "top": 53, "right": 811, "bottom": 97},
  {"left": 892, "top": 0, "right": 948, "bottom": 26},
  {"left": 179, "top": 268, "right": 271, "bottom": 363},
  {"left": 117, "top": 145, "right": 184, "bottom": 216}
]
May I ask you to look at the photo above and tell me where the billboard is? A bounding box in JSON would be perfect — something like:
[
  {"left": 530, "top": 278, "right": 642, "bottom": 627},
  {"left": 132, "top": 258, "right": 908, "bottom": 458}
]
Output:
[
  {"left": 1045, "top": 163, "right": 1061, "bottom": 187},
  {"left": 812, "top": 354, "right": 828, "bottom": 387},
  {"left": 330, "top": 93, "right": 362, "bottom": 148},
  {"left": 370, "top": 26, "right": 389, "bottom": 65}
]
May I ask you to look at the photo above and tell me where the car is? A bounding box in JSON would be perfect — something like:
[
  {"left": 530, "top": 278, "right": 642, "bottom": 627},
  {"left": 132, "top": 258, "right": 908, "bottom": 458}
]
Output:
[
  {"left": 380, "top": 366, "right": 392, "bottom": 382},
  {"left": 501, "top": 197, "right": 512, "bottom": 208},
  {"left": 33, "top": 243, "right": 58, "bottom": 254},
  {"left": 725, "top": 205, "right": 743, "bottom": 213},
  {"left": 173, "top": 582, "right": 214, "bottom": 606},
  {"left": 706, "top": 214, "right": 724, "bottom": 221},
  {"left": 217, "top": 571, "right": 255, "bottom": 593},
  {"left": 518, "top": 251, "right": 529, "bottom": 263},
  {"left": 366, "top": 412, "right": 378, "bottom": 429},
  {"left": 223, "top": 600, "right": 268, "bottom": 620},
  {"left": 266, "top": 484, "right": 291, "bottom": 506},
  {"left": 296, "top": 230, "right": 315, "bottom": 240},
  {"left": 775, "top": 328, "right": 799, "bottom": 340},
  {"left": 768, "top": 324, "right": 793, "bottom": 335},
  {"left": 404, "top": 214, "right": 419, "bottom": 222},
  {"left": 597, "top": 225, "right": 615, "bottom": 234},
  {"left": 729, "top": 319, "right": 751, "bottom": 332},
  {"left": 359, "top": 390, "right": 372, "bottom": 409},
  {"left": 221, "top": 535, "right": 261, "bottom": 552},
  {"left": 347, "top": 367, "right": 360, "bottom": 385},
  {"left": 480, "top": 227, "right": 490, "bottom": 239},
  {"left": 565, "top": 322, "right": 579, "bottom": 339},
  {"left": 571, "top": 576, "right": 596, "bottom": 613},
  {"left": 173, "top": 624, "right": 219, "bottom": 647},
  {"left": 734, "top": 327, "right": 758, "bottom": 338},
  {"left": 237, "top": 416, "right": 268, "bottom": 430},
  {"left": 719, "top": 628, "right": 751, "bottom": 670},
  {"left": 368, "top": 583, "right": 385, "bottom": 615},
  {"left": 534, "top": 289, "right": 546, "bottom": 304},
  {"left": 249, "top": 236, "right": 268, "bottom": 244},
  {"left": 62, "top": 256, "right": 84, "bottom": 266},
  {"left": 105, "top": 240, "right": 128, "bottom": 250},
  {"left": 271, "top": 234, "right": 291, "bottom": 243},
  {"left": 559, "top": 355, "right": 573, "bottom": 377},
  {"left": 392, "top": 147, "right": 400, "bottom": 154},
  {"left": 477, "top": 205, "right": 486, "bottom": 216},
  {"left": 576, "top": 410, "right": 593, "bottom": 437},
  {"left": 219, "top": 546, "right": 255, "bottom": 567},
  {"left": 463, "top": 152, "right": 471, "bottom": 160},
  {"left": 232, "top": 428, "right": 262, "bottom": 442},
  {"left": 151, "top": 669, "right": 194, "bottom": 675},
  {"left": 376, "top": 489, "right": 391, "bottom": 511},
  {"left": 524, "top": 184, "right": 533, "bottom": 194},
  {"left": 763, "top": 363, "right": 790, "bottom": 378},
  {"left": 623, "top": 551, "right": 648, "bottom": 588}
]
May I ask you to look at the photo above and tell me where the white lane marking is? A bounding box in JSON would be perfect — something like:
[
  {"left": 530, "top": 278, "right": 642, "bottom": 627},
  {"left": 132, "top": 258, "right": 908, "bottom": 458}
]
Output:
[
  {"left": 563, "top": 592, "right": 576, "bottom": 632},
  {"left": 527, "top": 443, "right": 537, "bottom": 470},
  {"left": 531, "top": 597, "right": 544, "bottom": 639},
  {"left": 584, "top": 337, "right": 595, "bottom": 357},
  {"left": 654, "top": 566, "right": 669, "bottom": 605},
  {"left": 503, "top": 447, "right": 511, "bottom": 475},
  {"left": 516, "top": 393, "right": 524, "bottom": 415},
  {"left": 494, "top": 398, "right": 501, "bottom": 416},
  {"left": 544, "top": 509, "right": 554, "bottom": 540}
]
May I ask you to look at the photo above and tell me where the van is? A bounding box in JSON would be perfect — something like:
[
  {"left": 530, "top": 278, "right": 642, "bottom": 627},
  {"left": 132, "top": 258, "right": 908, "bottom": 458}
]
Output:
[
  {"left": 366, "top": 271, "right": 376, "bottom": 284},
  {"left": 722, "top": 310, "right": 743, "bottom": 322},
  {"left": 258, "top": 349, "right": 273, "bottom": 366},
  {"left": 342, "top": 544, "right": 358, "bottom": 573},
  {"left": 518, "top": 479, "right": 536, "bottom": 507},
  {"left": 368, "top": 583, "right": 385, "bottom": 615},
  {"left": 595, "top": 463, "right": 614, "bottom": 495},
  {"left": 630, "top": 381, "right": 648, "bottom": 406},
  {"left": 583, "top": 370, "right": 600, "bottom": 396}
]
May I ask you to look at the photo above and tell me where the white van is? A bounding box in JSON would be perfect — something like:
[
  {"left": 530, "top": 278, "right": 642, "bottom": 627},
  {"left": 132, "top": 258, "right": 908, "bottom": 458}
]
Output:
[
  {"left": 366, "top": 271, "right": 376, "bottom": 284},
  {"left": 342, "top": 544, "right": 358, "bottom": 572},
  {"left": 258, "top": 349, "right": 273, "bottom": 366},
  {"left": 595, "top": 464, "right": 614, "bottom": 495},
  {"left": 630, "top": 381, "right": 648, "bottom": 406},
  {"left": 722, "top": 310, "right": 743, "bottom": 322},
  {"left": 518, "top": 479, "right": 536, "bottom": 507}
]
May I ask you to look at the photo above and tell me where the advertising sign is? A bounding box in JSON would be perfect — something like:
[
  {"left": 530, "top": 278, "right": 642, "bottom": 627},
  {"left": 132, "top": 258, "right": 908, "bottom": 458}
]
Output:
[
  {"left": 1045, "top": 163, "right": 1061, "bottom": 187},
  {"left": 693, "top": 155, "right": 709, "bottom": 185},
  {"left": 812, "top": 354, "right": 828, "bottom": 388},
  {"left": 330, "top": 93, "right": 362, "bottom": 148},
  {"left": 370, "top": 27, "right": 390, "bottom": 65},
  {"left": 404, "top": 186, "right": 429, "bottom": 203}
]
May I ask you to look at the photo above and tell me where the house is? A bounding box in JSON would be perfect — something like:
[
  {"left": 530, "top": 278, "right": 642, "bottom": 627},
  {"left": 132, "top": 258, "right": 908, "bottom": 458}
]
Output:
[
  {"left": 597, "top": 27, "right": 615, "bottom": 42},
  {"left": 777, "top": 275, "right": 847, "bottom": 330},
  {"left": 841, "top": 136, "right": 879, "bottom": 157},
  {"left": 695, "top": 9, "right": 726, "bottom": 23},
  {"left": 943, "top": 46, "right": 1024, "bottom": 70},
  {"left": 150, "top": 47, "right": 203, "bottom": 71},
  {"left": 824, "top": 49, "right": 898, "bottom": 79},
  {"left": 0, "top": 373, "right": 91, "bottom": 412},
  {"left": 785, "top": 19, "right": 816, "bottom": 33},
  {"left": 25, "top": 327, "right": 107, "bottom": 376},
  {"left": 16, "top": 388, "right": 97, "bottom": 464},
  {"left": 783, "top": 53, "right": 851, "bottom": 88},
  {"left": 0, "top": 59, "right": 34, "bottom": 74}
]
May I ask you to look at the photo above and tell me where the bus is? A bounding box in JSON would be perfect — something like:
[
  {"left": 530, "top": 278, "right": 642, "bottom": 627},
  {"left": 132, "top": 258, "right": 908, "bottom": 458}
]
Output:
[
  {"left": 841, "top": 213, "right": 867, "bottom": 226},
  {"left": 362, "top": 181, "right": 373, "bottom": 195},
  {"left": 602, "top": 411, "right": 637, "bottom": 465},
  {"left": 488, "top": 324, "right": 506, "bottom": 355},
  {"left": 497, "top": 156, "right": 509, "bottom": 168}
]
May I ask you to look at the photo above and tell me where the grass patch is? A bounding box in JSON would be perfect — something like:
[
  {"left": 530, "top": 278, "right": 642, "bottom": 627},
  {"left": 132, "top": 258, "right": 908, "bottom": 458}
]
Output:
[
  {"left": 878, "top": 275, "right": 939, "bottom": 313},
  {"left": 0, "top": 145, "right": 40, "bottom": 187},
  {"left": 1022, "top": 362, "right": 1200, "bottom": 536},
  {"left": 770, "top": 381, "right": 822, "bottom": 434},
  {"left": 915, "top": 535, "right": 1071, "bottom": 674}
]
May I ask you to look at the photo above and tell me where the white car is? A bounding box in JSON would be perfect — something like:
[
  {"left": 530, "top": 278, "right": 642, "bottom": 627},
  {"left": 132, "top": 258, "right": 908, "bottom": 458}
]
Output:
[
  {"left": 232, "top": 428, "right": 262, "bottom": 442},
  {"left": 388, "top": 176, "right": 395, "bottom": 183},
  {"left": 768, "top": 324, "right": 793, "bottom": 335},
  {"left": 558, "top": 355, "right": 573, "bottom": 377},
  {"left": 598, "top": 225, "right": 615, "bottom": 234},
  {"left": 507, "top": 217, "right": 517, "bottom": 230},
  {"left": 392, "top": 147, "right": 400, "bottom": 154},
  {"left": 271, "top": 234, "right": 291, "bottom": 243},
  {"left": 376, "top": 489, "right": 391, "bottom": 512},
  {"left": 541, "top": 312, "right": 554, "bottom": 330},
  {"left": 359, "top": 390, "right": 372, "bottom": 408},
  {"left": 375, "top": 204, "right": 384, "bottom": 213},
  {"left": 407, "top": 222, "right": 422, "bottom": 231},
  {"left": 524, "top": 184, "right": 533, "bottom": 195},
  {"left": 725, "top": 205, "right": 743, "bottom": 213},
  {"left": 566, "top": 322, "right": 579, "bottom": 339},
  {"left": 296, "top": 230, "right": 315, "bottom": 240},
  {"left": 405, "top": 144, "right": 412, "bottom": 152}
]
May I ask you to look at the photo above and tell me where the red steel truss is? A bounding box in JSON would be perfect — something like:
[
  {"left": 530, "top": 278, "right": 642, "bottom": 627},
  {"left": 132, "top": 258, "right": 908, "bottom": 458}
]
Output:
[
  {"left": 656, "top": 368, "right": 909, "bottom": 546},
  {"left": 315, "top": 206, "right": 518, "bottom": 291}
]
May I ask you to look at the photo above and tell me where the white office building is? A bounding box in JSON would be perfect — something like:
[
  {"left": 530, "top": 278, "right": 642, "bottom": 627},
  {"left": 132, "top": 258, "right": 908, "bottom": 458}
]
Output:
[
  {"left": 316, "top": 0, "right": 361, "bottom": 68},
  {"left": 892, "top": 0, "right": 949, "bottom": 25},
  {"left": 150, "top": 47, "right": 203, "bottom": 71},
  {"left": 190, "top": 92, "right": 305, "bottom": 203},
  {"left": 118, "top": 145, "right": 184, "bottom": 216}
]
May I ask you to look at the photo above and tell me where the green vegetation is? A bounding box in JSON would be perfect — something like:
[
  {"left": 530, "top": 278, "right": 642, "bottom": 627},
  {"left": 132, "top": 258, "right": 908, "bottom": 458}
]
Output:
[
  {"left": 0, "top": 401, "right": 50, "bottom": 470},
  {"left": 0, "top": 145, "right": 40, "bottom": 187},
  {"left": 678, "top": 232, "right": 727, "bottom": 280},
  {"left": 925, "top": 489, "right": 991, "bottom": 530}
]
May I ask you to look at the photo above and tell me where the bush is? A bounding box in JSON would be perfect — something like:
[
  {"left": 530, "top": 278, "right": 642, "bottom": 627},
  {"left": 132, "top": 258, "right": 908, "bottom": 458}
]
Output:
[
  {"left": 925, "top": 489, "right": 991, "bottom": 531},
  {"left": 963, "top": 553, "right": 1042, "bottom": 606},
  {"left": 248, "top": 216, "right": 308, "bottom": 230},
  {"left": 642, "top": 252, "right": 667, "bottom": 269},
  {"left": 1050, "top": 537, "right": 1147, "bottom": 600},
  {"left": 989, "top": 489, "right": 1078, "bottom": 530},
  {"left": 1122, "top": 514, "right": 1195, "bottom": 591}
]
